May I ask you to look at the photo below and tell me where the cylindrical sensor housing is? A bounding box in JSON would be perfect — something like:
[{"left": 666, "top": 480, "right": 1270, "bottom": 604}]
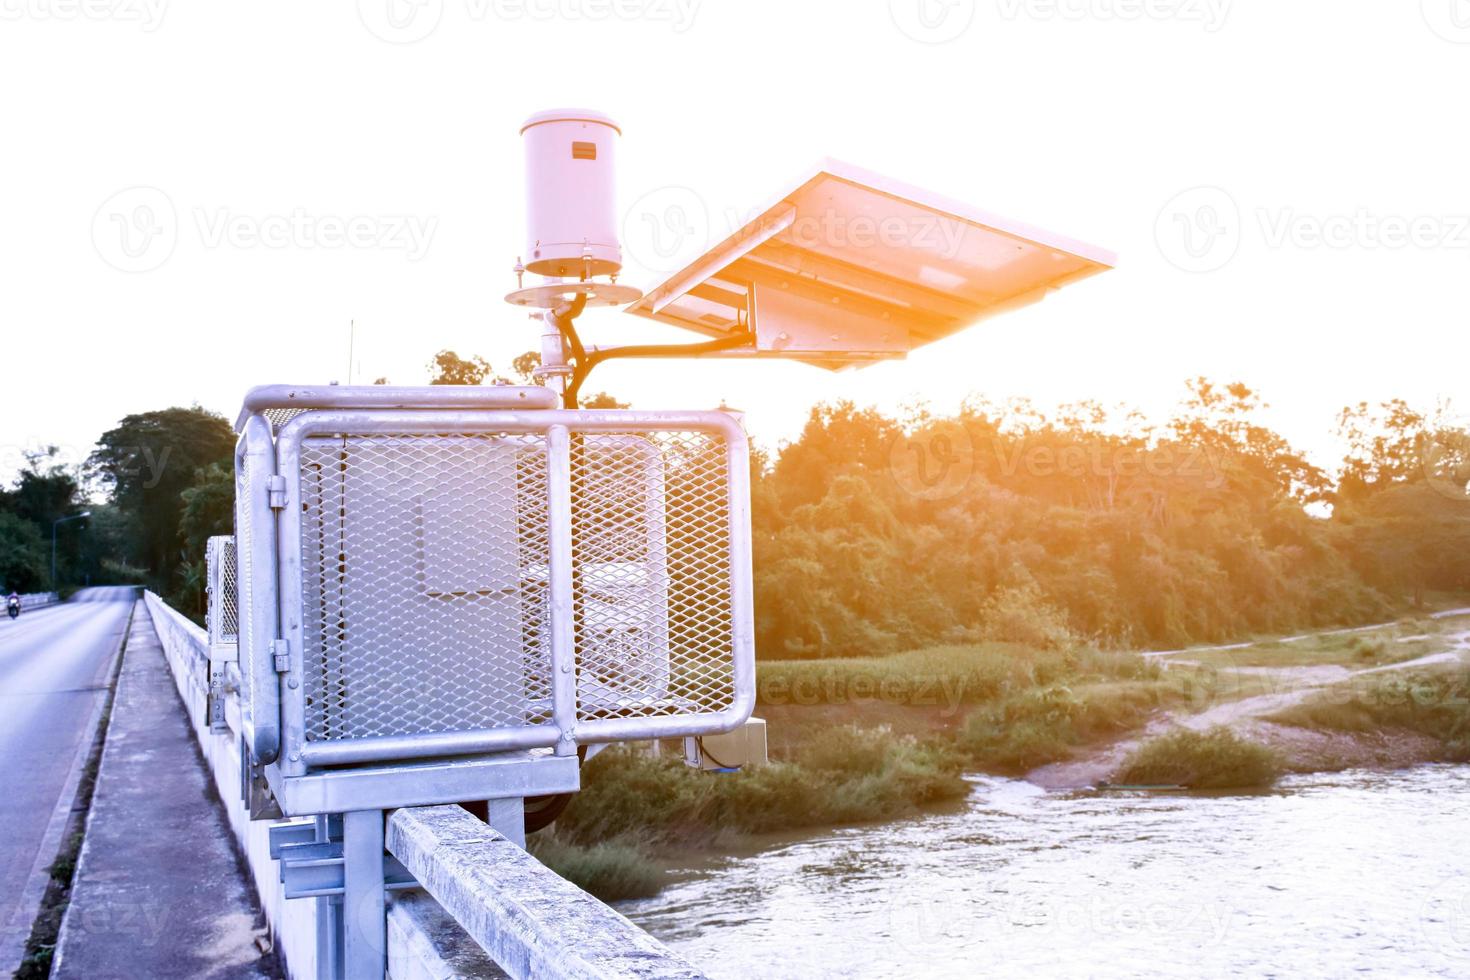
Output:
[{"left": 521, "top": 109, "right": 622, "bottom": 278}]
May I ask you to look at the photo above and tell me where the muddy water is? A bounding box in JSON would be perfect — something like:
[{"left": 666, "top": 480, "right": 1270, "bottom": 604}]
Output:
[{"left": 621, "top": 766, "right": 1470, "bottom": 978}]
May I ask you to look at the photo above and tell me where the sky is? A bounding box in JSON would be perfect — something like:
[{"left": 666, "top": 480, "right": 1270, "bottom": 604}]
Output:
[{"left": 1, "top": 0, "right": 1467, "bottom": 485}]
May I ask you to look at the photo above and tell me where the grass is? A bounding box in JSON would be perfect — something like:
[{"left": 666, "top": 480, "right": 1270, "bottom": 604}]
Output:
[
  {"left": 757, "top": 643, "right": 1158, "bottom": 711},
  {"left": 1173, "top": 627, "right": 1440, "bottom": 670},
  {"left": 956, "top": 678, "right": 1184, "bottom": 773},
  {"left": 536, "top": 727, "right": 969, "bottom": 901},
  {"left": 761, "top": 642, "right": 1194, "bottom": 775},
  {"left": 1265, "top": 669, "right": 1470, "bottom": 760},
  {"left": 527, "top": 833, "right": 665, "bottom": 902},
  {"left": 1115, "top": 727, "right": 1283, "bottom": 789}
]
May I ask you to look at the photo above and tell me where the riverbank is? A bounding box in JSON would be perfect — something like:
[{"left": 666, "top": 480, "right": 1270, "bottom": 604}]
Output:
[
  {"left": 1030, "top": 607, "right": 1470, "bottom": 787},
  {"left": 541, "top": 603, "right": 1470, "bottom": 899}
]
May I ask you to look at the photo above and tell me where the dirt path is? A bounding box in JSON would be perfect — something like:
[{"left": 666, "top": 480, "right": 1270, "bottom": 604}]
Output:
[
  {"left": 1027, "top": 625, "right": 1470, "bottom": 790},
  {"left": 1140, "top": 607, "right": 1470, "bottom": 660}
]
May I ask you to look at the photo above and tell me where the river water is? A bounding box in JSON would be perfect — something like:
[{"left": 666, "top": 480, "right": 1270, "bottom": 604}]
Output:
[{"left": 622, "top": 766, "right": 1470, "bottom": 978}]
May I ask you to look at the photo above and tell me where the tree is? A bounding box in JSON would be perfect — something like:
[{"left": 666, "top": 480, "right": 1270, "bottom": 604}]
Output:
[
  {"left": 0, "top": 512, "right": 47, "bottom": 592},
  {"left": 87, "top": 407, "right": 236, "bottom": 588},
  {"left": 0, "top": 447, "right": 89, "bottom": 587},
  {"left": 428, "top": 350, "right": 492, "bottom": 386}
]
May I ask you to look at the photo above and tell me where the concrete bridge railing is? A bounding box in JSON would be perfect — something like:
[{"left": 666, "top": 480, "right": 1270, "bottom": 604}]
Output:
[{"left": 142, "top": 590, "right": 704, "bottom": 980}]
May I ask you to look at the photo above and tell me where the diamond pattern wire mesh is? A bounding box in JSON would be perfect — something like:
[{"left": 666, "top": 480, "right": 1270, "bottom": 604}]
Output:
[
  {"left": 263, "top": 407, "right": 306, "bottom": 432},
  {"left": 299, "top": 433, "right": 554, "bottom": 742},
  {"left": 207, "top": 536, "right": 239, "bottom": 644},
  {"left": 570, "top": 432, "right": 736, "bottom": 720},
  {"left": 290, "top": 422, "right": 739, "bottom": 746}
]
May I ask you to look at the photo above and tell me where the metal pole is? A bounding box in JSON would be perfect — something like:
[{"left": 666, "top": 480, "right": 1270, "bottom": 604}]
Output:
[
  {"left": 487, "top": 797, "right": 526, "bottom": 849},
  {"left": 342, "top": 810, "right": 385, "bottom": 980},
  {"left": 546, "top": 424, "right": 577, "bottom": 759}
]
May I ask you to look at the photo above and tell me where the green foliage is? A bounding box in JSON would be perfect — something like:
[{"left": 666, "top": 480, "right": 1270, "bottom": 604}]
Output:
[
  {"left": 1267, "top": 671, "right": 1470, "bottom": 759},
  {"left": 87, "top": 407, "right": 236, "bottom": 589},
  {"left": 0, "top": 512, "right": 48, "bottom": 591},
  {"left": 0, "top": 447, "right": 90, "bottom": 589},
  {"left": 427, "top": 349, "right": 492, "bottom": 385},
  {"left": 1116, "top": 727, "right": 1283, "bottom": 789},
  {"left": 757, "top": 642, "right": 1156, "bottom": 710},
  {"left": 958, "top": 679, "right": 1178, "bottom": 772},
  {"left": 751, "top": 386, "right": 1469, "bottom": 657},
  {"left": 555, "top": 730, "right": 968, "bottom": 848},
  {"left": 170, "top": 461, "right": 236, "bottom": 616},
  {"left": 527, "top": 833, "right": 664, "bottom": 902}
]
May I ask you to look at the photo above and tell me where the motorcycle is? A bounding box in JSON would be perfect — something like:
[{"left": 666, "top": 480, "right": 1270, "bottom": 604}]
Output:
[{"left": 6, "top": 599, "right": 19, "bottom": 620}]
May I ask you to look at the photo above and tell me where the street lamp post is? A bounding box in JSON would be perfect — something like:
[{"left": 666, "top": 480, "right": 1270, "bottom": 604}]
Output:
[{"left": 52, "top": 512, "right": 91, "bottom": 588}]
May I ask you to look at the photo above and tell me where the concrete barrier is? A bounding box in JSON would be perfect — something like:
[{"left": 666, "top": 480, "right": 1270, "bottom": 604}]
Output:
[
  {"left": 143, "top": 591, "right": 704, "bottom": 980},
  {"left": 388, "top": 807, "right": 705, "bottom": 980}
]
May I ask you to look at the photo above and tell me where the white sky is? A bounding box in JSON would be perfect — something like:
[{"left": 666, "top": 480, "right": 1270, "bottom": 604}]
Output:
[{"left": 1, "top": 0, "right": 1467, "bottom": 484}]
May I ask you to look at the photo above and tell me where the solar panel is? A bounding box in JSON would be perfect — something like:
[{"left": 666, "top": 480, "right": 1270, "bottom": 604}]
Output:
[{"left": 625, "top": 159, "right": 1116, "bottom": 370}]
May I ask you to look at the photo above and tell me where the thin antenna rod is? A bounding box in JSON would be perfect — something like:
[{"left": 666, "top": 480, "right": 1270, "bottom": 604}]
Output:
[{"left": 347, "top": 320, "right": 356, "bottom": 385}]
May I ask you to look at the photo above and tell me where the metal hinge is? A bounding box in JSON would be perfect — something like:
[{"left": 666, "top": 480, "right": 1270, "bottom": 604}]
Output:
[
  {"left": 266, "top": 475, "right": 287, "bottom": 510},
  {"left": 270, "top": 638, "right": 290, "bottom": 673}
]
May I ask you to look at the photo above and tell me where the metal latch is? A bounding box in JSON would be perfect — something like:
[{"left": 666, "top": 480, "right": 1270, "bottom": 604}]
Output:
[
  {"left": 266, "top": 475, "right": 287, "bottom": 510},
  {"left": 270, "top": 638, "right": 291, "bottom": 673}
]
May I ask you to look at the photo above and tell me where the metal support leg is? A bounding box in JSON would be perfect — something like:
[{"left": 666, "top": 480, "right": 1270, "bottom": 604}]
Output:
[
  {"left": 342, "top": 810, "right": 385, "bottom": 980},
  {"left": 315, "top": 815, "right": 343, "bottom": 980},
  {"left": 487, "top": 797, "right": 526, "bottom": 849},
  {"left": 317, "top": 897, "right": 343, "bottom": 980}
]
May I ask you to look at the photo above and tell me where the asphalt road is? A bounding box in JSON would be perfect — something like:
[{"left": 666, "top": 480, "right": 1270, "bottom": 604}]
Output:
[{"left": 0, "top": 587, "right": 136, "bottom": 964}]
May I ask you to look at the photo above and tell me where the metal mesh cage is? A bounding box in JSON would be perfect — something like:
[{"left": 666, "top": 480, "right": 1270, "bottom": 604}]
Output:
[
  {"left": 570, "top": 432, "right": 735, "bottom": 720},
  {"left": 206, "top": 535, "right": 239, "bottom": 646},
  {"left": 298, "top": 433, "right": 555, "bottom": 742},
  {"left": 263, "top": 406, "right": 753, "bottom": 768}
]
